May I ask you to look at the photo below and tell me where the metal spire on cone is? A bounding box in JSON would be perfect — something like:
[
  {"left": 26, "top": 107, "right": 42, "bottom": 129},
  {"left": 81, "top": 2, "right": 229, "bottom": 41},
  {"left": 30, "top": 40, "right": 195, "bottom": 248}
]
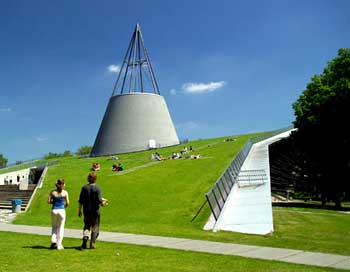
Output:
[{"left": 111, "top": 23, "right": 160, "bottom": 96}]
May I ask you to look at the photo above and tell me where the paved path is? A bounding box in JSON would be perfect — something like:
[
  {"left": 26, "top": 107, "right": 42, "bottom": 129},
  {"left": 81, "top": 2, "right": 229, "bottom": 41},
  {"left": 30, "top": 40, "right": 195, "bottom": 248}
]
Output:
[
  {"left": 1, "top": 223, "right": 349, "bottom": 270},
  {"left": 109, "top": 161, "right": 160, "bottom": 176}
]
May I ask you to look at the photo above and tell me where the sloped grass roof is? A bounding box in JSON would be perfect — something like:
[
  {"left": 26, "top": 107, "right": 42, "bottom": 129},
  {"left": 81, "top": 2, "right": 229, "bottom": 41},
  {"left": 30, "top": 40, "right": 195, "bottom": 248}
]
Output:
[
  {"left": 13, "top": 132, "right": 350, "bottom": 255},
  {"left": 15, "top": 134, "right": 254, "bottom": 233}
]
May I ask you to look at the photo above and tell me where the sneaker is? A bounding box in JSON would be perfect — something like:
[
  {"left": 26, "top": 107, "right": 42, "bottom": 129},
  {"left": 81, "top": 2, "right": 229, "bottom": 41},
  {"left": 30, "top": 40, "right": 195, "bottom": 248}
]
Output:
[
  {"left": 50, "top": 243, "right": 57, "bottom": 249},
  {"left": 81, "top": 237, "right": 88, "bottom": 249},
  {"left": 57, "top": 245, "right": 64, "bottom": 250}
]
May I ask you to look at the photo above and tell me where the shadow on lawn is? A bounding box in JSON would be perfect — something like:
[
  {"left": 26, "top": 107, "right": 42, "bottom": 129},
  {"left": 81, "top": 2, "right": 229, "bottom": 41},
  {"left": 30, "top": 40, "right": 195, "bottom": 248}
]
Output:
[
  {"left": 23, "top": 245, "right": 82, "bottom": 251},
  {"left": 273, "top": 202, "right": 350, "bottom": 211}
]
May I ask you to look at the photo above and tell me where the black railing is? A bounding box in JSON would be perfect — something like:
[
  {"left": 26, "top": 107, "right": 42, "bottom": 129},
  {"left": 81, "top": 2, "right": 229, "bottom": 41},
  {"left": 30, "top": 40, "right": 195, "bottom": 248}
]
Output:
[
  {"left": 0, "top": 158, "right": 41, "bottom": 171},
  {"left": 0, "top": 160, "right": 60, "bottom": 178},
  {"left": 35, "top": 160, "right": 59, "bottom": 169},
  {"left": 205, "top": 126, "right": 293, "bottom": 221}
]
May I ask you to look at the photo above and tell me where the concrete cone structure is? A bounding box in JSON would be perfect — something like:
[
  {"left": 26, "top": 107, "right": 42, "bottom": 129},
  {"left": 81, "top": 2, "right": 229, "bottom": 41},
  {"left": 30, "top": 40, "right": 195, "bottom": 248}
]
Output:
[{"left": 91, "top": 24, "right": 179, "bottom": 157}]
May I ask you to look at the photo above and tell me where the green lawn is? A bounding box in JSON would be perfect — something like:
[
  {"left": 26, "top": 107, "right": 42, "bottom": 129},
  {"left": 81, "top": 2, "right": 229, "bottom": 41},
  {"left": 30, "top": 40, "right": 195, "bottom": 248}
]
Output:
[
  {"left": 12, "top": 133, "right": 350, "bottom": 256},
  {"left": 0, "top": 232, "right": 341, "bottom": 272},
  {"left": 14, "top": 134, "right": 253, "bottom": 233}
]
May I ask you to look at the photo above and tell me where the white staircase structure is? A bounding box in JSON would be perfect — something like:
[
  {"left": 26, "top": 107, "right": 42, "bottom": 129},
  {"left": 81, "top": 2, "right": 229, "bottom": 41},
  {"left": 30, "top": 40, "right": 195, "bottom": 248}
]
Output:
[{"left": 212, "top": 129, "right": 294, "bottom": 235}]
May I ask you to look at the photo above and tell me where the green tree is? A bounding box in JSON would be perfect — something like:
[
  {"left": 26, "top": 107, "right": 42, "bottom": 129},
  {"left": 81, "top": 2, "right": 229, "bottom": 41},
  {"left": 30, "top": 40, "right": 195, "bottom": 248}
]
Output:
[
  {"left": 76, "top": 145, "right": 92, "bottom": 156},
  {"left": 0, "top": 154, "right": 8, "bottom": 168},
  {"left": 292, "top": 48, "right": 350, "bottom": 207},
  {"left": 44, "top": 152, "right": 61, "bottom": 159},
  {"left": 62, "top": 150, "right": 73, "bottom": 157}
]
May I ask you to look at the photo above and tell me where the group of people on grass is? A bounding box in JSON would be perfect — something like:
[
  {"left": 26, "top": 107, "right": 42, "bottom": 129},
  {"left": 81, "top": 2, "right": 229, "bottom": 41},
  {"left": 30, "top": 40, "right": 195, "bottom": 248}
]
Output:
[
  {"left": 91, "top": 162, "right": 124, "bottom": 172},
  {"left": 48, "top": 172, "right": 108, "bottom": 250},
  {"left": 153, "top": 146, "right": 200, "bottom": 161}
]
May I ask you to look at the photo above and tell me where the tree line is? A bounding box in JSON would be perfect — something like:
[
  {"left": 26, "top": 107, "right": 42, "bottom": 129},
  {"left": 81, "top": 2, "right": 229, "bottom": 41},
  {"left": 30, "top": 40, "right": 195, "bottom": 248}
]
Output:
[
  {"left": 0, "top": 145, "right": 92, "bottom": 168},
  {"left": 43, "top": 145, "right": 92, "bottom": 159},
  {"left": 272, "top": 48, "right": 350, "bottom": 208}
]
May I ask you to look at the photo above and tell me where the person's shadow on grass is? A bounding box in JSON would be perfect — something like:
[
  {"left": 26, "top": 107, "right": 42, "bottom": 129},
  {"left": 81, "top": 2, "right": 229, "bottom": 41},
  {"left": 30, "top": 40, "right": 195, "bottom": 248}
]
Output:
[{"left": 22, "top": 245, "right": 82, "bottom": 251}]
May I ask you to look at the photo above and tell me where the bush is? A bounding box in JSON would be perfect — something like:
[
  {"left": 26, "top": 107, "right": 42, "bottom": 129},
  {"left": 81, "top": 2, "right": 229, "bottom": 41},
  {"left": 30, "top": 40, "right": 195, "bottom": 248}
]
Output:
[
  {"left": 0, "top": 154, "right": 8, "bottom": 168},
  {"left": 76, "top": 145, "right": 92, "bottom": 156}
]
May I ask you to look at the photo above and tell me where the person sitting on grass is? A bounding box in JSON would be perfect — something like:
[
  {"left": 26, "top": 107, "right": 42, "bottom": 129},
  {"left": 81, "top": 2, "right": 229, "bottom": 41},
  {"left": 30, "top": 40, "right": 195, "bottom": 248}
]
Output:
[
  {"left": 91, "top": 163, "right": 101, "bottom": 171},
  {"left": 171, "top": 152, "right": 181, "bottom": 159},
  {"left": 180, "top": 147, "right": 188, "bottom": 155},
  {"left": 112, "top": 163, "right": 124, "bottom": 172},
  {"left": 154, "top": 152, "right": 167, "bottom": 161}
]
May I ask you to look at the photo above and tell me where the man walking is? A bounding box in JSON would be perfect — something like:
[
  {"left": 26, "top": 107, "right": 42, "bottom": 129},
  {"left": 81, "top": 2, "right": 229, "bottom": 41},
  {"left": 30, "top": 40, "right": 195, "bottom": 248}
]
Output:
[{"left": 78, "top": 172, "right": 108, "bottom": 249}]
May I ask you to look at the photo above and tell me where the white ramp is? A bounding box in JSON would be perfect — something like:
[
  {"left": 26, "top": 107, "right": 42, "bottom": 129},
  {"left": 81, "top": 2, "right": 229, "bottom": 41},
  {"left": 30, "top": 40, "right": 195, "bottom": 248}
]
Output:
[{"left": 213, "top": 129, "right": 294, "bottom": 235}]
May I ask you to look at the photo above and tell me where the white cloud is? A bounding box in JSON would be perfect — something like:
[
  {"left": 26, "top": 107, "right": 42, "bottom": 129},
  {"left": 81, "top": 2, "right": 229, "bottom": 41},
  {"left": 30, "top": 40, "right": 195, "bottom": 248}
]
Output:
[
  {"left": 0, "top": 108, "right": 11, "bottom": 112},
  {"left": 107, "top": 64, "right": 121, "bottom": 73},
  {"left": 36, "top": 137, "right": 48, "bottom": 142},
  {"left": 182, "top": 81, "right": 227, "bottom": 94},
  {"left": 170, "top": 89, "right": 177, "bottom": 95}
]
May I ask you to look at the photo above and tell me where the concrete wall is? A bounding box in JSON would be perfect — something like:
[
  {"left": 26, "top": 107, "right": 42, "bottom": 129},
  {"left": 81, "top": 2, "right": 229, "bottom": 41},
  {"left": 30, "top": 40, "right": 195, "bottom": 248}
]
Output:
[
  {"left": 91, "top": 93, "right": 179, "bottom": 157},
  {"left": 0, "top": 168, "right": 30, "bottom": 186}
]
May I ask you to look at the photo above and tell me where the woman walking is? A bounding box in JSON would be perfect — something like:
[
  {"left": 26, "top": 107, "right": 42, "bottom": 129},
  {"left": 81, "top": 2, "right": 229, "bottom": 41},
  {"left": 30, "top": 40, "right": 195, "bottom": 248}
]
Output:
[{"left": 48, "top": 179, "right": 69, "bottom": 250}]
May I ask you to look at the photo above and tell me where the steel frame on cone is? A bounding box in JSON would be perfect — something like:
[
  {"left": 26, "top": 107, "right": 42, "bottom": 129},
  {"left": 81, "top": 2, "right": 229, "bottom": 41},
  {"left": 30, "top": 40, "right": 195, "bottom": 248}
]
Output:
[{"left": 111, "top": 23, "right": 160, "bottom": 96}]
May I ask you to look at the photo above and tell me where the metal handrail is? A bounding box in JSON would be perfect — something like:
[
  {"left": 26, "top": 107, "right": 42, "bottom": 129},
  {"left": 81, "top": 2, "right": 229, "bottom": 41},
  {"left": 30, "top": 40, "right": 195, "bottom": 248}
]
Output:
[{"left": 1, "top": 159, "right": 60, "bottom": 174}]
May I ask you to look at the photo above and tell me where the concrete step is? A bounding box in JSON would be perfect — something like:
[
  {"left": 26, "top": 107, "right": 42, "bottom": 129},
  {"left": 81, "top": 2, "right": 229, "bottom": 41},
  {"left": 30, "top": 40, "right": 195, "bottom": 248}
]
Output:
[
  {"left": 0, "top": 186, "right": 34, "bottom": 211},
  {"left": 0, "top": 201, "right": 29, "bottom": 205},
  {"left": 0, "top": 205, "right": 27, "bottom": 210}
]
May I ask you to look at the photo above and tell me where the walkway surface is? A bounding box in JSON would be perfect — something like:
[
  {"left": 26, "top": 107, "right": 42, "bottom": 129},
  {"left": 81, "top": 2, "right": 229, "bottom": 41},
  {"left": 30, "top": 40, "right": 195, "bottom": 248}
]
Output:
[
  {"left": 213, "top": 130, "right": 294, "bottom": 235},
  {"left": 0, "top": 223, "right": 350, "bottom": 270},
  {"left": 109, "top": 161, "right": 160, "bottom": 176}
]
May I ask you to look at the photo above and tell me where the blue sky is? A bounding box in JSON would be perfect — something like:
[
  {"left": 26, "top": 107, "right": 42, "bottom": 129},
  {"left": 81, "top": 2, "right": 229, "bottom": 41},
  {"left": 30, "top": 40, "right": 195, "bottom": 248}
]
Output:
[{"left": 0, "top": 0, "right": 349, "bottom": 163}]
